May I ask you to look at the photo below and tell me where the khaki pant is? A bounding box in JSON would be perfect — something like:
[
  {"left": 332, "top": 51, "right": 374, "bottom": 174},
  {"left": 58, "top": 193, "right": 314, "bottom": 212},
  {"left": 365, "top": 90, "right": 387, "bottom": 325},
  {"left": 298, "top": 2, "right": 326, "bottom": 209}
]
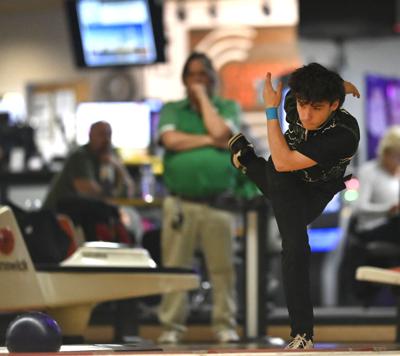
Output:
[{"left": 158, "top": 196, "right": 237, "bottom": 333}]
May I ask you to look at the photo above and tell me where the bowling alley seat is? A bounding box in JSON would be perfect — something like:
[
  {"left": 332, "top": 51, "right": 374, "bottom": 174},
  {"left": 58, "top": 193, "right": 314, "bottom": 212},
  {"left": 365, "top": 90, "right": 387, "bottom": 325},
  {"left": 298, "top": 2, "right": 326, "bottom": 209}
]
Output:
[
  {"left": 356, "top": 266, "right": 400, "bottom": 342},
  {"left": 55, "top": 213, "right": 84, "bottom": 257},
  {"left": 0, "top": 205, "right": 200, "bottom": 341},
  {"left": 338, "top": 213, "right": 400, "bottom": 306}
]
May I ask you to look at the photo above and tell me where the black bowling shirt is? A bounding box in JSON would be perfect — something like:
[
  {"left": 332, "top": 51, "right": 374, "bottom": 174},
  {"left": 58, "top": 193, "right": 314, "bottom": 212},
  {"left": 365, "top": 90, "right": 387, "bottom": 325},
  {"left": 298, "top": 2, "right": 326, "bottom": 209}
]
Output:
[{"left": 283, "top": 90, "right": 360, "bottom": 184}]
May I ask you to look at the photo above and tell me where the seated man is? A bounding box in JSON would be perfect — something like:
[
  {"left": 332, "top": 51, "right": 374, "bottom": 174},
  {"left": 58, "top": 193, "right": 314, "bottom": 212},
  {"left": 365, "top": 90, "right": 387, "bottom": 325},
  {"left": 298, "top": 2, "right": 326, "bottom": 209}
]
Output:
[{"left": 42, "top": 121, "right": 142, "bottom": 244}]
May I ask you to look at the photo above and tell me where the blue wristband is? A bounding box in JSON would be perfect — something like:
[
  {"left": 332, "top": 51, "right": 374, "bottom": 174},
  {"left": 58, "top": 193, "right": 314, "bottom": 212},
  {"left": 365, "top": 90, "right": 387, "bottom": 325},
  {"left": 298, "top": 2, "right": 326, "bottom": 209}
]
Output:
[{"left": 265, "top": 107, "right": 278, "bottom": 120}]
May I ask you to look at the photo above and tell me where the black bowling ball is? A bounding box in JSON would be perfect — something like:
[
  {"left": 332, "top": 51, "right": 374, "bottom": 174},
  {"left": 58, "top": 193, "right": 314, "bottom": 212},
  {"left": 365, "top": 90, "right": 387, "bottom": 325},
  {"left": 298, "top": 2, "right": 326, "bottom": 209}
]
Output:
[{"left": 5, "top": 311, "right": 62, "bottom": 353}]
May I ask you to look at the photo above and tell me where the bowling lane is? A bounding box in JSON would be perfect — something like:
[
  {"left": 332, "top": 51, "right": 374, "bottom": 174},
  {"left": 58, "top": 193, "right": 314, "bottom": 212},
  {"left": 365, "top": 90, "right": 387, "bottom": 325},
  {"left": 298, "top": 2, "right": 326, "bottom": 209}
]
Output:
[{"left": 2, "top": 344, "right": 400, "bottom": 355}]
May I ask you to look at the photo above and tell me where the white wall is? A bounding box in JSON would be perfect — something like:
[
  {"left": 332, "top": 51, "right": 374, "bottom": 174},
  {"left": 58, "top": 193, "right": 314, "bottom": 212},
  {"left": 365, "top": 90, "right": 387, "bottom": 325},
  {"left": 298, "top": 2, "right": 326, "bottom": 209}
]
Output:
[
  {"left": 0, "top": 2, "right": 143, "bottom": 103},
  {"left": 0, "top": 5, "right": 88, "bottom": 95}
]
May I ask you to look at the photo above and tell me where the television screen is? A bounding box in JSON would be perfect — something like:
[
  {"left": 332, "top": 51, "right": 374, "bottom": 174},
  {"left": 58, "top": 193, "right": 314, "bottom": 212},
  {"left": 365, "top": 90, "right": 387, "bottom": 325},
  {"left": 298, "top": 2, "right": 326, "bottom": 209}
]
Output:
[
  {"left": 65, "top": 0, "right": 166, "bottom": 68},
  {"left": 75, "top": 102, "right": 151, "bottom": 154}
]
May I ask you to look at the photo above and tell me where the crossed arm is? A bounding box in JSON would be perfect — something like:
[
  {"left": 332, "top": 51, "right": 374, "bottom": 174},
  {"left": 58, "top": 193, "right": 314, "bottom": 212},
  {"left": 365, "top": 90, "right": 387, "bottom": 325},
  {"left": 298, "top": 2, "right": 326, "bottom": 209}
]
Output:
[{"left": 161, "top": 84, "right": 232, "bottom": 151}]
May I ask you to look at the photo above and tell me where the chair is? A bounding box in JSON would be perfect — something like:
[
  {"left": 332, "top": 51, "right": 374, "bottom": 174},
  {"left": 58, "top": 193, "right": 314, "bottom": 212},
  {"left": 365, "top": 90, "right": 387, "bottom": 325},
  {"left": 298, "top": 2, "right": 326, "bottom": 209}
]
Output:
[
  {"left": 0, "top": 205, "right": 199, "bottom": 340},
  {"left": 356, "top": 266, "right": 400, "bottom": 342},
  {"left": 56, "top": 214, "right": 79, "bottom": 256},
  {"left": 338, "top": 212, "right": 400, "bottom": 306}
]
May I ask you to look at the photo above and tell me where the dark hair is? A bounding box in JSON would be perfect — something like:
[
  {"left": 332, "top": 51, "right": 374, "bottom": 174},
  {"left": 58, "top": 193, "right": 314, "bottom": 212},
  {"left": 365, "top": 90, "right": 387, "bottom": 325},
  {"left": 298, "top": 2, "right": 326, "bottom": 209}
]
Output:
[
  {"left": 181, "top": 52, "right": 217, "bottom": 88},
  {"left": 288, "top": 62, "right": 345, "bottom": 107}
]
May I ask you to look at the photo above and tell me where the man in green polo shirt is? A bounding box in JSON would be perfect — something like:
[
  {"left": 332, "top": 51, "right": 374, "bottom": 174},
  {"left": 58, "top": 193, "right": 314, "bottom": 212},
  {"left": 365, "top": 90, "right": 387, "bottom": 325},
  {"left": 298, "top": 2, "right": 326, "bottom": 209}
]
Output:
[{"left": 157, "top": 52, "right": 241, "bottom": 344}]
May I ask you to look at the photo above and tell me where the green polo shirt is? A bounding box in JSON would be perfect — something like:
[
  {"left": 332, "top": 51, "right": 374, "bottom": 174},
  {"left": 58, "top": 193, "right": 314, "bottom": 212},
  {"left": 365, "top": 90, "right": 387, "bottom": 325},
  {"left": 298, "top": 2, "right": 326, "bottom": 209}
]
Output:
[{"left": 158, "top": 96, "right": 241, "bottom": 198}]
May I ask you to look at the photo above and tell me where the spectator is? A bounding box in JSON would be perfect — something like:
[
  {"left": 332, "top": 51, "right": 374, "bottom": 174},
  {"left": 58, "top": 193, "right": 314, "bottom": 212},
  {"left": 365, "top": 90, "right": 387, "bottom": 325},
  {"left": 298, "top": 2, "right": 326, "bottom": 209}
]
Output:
[
  {"left": 42, "top": 121, "right": 142, "bottom": 244},
  {"left": 339, "top": 126, "right": 400, "bottom": 306},
  {"left": 355, "top": 125, "right": 400, "bottom": 247},
  {"left": 157, "top": 52, "right": 241, "bottom": 344}
]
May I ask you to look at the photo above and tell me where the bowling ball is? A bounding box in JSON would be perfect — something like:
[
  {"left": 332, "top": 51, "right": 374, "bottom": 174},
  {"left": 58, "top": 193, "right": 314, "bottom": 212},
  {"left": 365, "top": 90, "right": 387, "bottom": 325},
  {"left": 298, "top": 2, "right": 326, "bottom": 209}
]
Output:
[{"left": 5, "top": 311, "right": 62, "bottom": 353}]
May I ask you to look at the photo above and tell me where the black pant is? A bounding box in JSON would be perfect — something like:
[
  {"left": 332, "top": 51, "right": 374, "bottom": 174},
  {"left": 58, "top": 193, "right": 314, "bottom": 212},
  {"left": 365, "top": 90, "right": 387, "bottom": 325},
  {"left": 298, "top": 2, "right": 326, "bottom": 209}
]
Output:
[
  {"left": 55, "top": 196, "right": 130, "bottom": 243},
  {"left": 360, "top": 215, "right": 400, "bottom": 245},
  {"left": 245, "top": 156, "right": 342, "bottom": 338},
  {"left": 357, "top": 215, "right": 400, "bottom": 270}
]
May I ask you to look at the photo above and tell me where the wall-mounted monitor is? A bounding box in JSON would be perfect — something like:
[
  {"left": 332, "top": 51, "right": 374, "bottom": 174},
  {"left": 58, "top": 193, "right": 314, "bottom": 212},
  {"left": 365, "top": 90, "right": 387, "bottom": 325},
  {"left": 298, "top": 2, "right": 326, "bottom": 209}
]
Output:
[
  {"left": 65, "top": 0, "right": 166, "bottom": 68},
  {"left": 75, "top": 102, "right": 151, "bottom": 155}
]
